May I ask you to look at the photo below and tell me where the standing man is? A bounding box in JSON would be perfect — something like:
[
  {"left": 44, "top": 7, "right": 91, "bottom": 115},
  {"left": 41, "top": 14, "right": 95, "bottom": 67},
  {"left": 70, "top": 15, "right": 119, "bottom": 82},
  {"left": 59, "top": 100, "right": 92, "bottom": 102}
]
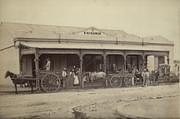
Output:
[
  {"left": 142, "top": 68, "right": 150, "bottom": 87},
  {"left": 45, "top": 58, "right": 51, "bottom": 71},
  {"left": 62, "top": 68, "right": 67, "bottom": 88},
  {"left": 142, "top": 69, "right": 146, "bottom": 86}
]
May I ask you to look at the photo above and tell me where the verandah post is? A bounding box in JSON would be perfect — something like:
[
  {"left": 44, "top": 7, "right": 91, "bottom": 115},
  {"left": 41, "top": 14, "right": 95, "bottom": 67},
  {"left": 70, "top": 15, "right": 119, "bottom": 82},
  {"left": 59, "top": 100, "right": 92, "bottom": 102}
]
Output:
[
  {"left": 142, "top": 51, "right": 147, "bottom": 70},
  {"left": 35, "top": 48, "right": 40, "bottom": 91},
  {"left": 103, "top": 51, "right": 107, "bottom": 73},
  {"left": 79, "top": 50, "right": 84, "bottom": 88},
  {"left": 124, "top": 51, "right": 127, "bottom": 72},
  {"left": 103, "top": 51, "right": 108, "bottom": 87}
]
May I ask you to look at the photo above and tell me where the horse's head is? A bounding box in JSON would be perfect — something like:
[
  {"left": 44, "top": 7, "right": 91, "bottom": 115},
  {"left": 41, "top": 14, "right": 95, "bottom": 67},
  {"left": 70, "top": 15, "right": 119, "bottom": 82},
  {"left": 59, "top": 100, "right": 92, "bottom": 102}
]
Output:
[
  {"left": 4, "top": 70, "right": 16, "bottom": 79},
  {"left": 4, "top": 70, "right": 10, "bottom": 78}
]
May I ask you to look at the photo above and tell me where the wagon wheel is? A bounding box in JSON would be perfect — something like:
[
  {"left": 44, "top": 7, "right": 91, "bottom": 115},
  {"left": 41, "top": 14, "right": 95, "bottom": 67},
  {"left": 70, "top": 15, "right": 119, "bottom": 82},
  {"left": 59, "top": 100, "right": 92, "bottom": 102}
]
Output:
[
  {"left": 41, "top": 73, "right": 61, "bottom": 92},
  {"left": 110, "top": 76, "right": 123, "bottom": 87}
]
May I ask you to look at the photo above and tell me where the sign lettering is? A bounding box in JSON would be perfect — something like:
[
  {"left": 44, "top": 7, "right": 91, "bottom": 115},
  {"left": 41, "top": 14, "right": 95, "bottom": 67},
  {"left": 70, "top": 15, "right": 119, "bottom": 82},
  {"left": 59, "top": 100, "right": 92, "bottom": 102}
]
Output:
[{"left": 84, "top": 31, "right": 101, "bottom": 35}]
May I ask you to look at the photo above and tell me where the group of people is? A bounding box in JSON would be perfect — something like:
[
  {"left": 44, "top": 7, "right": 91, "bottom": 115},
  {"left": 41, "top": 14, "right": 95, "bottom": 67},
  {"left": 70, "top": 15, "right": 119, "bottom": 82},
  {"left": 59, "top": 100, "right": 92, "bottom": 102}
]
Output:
[
  {"left": 110, "top": 63, "right": 152, "bottom": 87},
  {"left": 44, "top": 58, "right": 80, "bottom": 88},
  {"left": 61, "top": 66, "right": 81, "bottom": 88},
  {"left": 44, "top": 58, "right": 161, "bottom": 87},
  {"left": 132, "top": 67, "right": 159, "bottom": 87}
]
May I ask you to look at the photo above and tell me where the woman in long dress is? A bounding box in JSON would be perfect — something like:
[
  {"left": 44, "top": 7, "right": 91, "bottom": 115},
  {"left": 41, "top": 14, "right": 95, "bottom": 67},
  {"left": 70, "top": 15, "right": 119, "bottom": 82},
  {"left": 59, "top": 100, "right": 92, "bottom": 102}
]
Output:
[{"left": 73, "top": 68, "right": 80, "bottom": 86}]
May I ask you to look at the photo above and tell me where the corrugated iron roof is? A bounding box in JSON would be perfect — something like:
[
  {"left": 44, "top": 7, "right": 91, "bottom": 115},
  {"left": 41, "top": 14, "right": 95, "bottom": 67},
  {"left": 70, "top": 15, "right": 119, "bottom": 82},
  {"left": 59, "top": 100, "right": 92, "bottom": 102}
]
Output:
[{"left": 0, "top": 22, "right": 173, "bottom": 45}]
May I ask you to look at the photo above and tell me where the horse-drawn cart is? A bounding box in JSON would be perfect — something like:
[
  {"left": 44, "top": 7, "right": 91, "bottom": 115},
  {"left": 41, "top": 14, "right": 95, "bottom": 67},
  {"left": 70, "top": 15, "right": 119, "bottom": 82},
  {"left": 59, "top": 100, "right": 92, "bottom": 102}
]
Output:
[
  {"left": 157, "top": 64, "right": 179, "bottom": 83},
  {"left": 5, "top": 70, "right": 65, "bottom": 93},
  {"left": 158, "top": 64, "right": 170, "bottom": 82},
  {"left": 5, "top": 68, "right": 84, "bottom": 93},
  {"left": 108, "top": 71, "right": 134, "bottom": 88}
]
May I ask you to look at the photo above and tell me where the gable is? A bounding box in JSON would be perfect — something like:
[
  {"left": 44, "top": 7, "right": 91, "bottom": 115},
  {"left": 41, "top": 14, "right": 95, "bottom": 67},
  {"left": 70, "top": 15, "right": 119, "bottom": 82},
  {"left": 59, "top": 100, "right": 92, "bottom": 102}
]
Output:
[{"left": 72, "top": 27, "right": 112, "bottom": 37}]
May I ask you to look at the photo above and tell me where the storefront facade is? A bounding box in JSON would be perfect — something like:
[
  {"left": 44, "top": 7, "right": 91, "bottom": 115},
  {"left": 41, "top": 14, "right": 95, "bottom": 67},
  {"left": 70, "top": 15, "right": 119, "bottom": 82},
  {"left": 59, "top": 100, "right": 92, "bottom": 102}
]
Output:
[
  {"left": 0, "top": 23, "right": 174, "bottom": 86},
  {"left": 15, "top": 27, "right": 173, "bottom": 77}
]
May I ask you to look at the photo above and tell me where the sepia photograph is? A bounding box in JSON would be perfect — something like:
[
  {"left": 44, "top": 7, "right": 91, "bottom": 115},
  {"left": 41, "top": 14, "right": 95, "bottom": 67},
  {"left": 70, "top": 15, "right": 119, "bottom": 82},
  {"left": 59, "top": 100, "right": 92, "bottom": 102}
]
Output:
[{"left": 0, "top": 0, "right": 180, "bottom": 118}]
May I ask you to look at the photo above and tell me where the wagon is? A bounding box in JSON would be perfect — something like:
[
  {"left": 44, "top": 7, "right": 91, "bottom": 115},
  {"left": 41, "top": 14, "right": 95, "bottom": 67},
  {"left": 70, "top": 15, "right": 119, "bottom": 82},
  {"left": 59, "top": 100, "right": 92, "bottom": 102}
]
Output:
[
  {"left": 5, "top": 70, "right": 81, "bottom": 93},
  {"left": 158, "top": 64, "right": 179, "bottom": 83},
  {"left": 108, "top": 71, "right": 134, "bottom": 87},
  {"left": 158, "top": 64, "right": 170, "bottom": 82}
]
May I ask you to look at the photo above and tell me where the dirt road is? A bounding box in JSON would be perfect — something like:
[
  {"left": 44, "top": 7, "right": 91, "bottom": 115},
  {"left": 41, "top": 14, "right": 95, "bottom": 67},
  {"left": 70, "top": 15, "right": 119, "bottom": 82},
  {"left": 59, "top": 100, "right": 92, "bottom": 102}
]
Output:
[{"left": 0, "top": 84, "right": 179, "bottom": 119}]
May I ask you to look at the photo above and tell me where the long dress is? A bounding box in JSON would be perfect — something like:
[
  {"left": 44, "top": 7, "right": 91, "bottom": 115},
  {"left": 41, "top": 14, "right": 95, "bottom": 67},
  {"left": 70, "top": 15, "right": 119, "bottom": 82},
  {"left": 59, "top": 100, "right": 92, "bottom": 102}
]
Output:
[{"left": 73, "top": 75, "right": 79, "bottom": 85}]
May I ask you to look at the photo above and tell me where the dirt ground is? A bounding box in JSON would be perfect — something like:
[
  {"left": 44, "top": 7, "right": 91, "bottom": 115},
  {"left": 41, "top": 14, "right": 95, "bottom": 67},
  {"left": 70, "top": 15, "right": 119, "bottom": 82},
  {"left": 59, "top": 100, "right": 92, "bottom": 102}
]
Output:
[{"left": 0, "top": 83, "right": 179, "bottom": 119}]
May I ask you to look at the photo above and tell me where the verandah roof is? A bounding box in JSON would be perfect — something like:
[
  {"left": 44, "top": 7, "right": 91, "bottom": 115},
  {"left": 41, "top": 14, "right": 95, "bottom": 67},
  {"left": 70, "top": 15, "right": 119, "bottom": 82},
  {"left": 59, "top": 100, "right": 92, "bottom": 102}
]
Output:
[{"left": 20, "top": 41, "right": 171, "bottom": 51}]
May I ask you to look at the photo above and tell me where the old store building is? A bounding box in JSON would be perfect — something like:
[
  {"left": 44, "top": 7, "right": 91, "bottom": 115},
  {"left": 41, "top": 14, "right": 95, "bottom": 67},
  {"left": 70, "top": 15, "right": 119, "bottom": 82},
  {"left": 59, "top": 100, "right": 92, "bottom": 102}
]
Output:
[{"left": 0, "top": 23, "right": 174, "bottom": 85}]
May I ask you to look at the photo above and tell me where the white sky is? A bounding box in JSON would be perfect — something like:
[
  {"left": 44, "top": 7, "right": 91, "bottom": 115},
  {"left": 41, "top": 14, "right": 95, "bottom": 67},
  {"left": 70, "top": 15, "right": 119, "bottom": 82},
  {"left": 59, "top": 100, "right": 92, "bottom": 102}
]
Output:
[{"left": 0, "top": 0, "right": 180, "bottom": 60}]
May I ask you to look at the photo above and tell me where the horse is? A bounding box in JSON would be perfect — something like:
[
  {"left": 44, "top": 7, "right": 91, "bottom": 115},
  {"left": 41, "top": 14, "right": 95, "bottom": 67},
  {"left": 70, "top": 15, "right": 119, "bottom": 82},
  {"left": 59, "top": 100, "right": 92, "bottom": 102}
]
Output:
[
  {"left": 89, "top": 71, "right": 106, "bottom": 82},
  {"left": 4, "top": 70, "right": 34, "bottom": 94}
]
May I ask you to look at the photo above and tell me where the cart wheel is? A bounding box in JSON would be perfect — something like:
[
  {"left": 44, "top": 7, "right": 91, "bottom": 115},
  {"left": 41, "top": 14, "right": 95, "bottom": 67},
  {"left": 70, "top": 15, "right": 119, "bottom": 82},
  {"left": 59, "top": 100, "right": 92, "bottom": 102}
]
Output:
[
  {"left": 41, "top": 73, "right": 61, "bottom": 92},
  {"left": 110, "top": 76, "right": 122, "bottom": 87}
]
